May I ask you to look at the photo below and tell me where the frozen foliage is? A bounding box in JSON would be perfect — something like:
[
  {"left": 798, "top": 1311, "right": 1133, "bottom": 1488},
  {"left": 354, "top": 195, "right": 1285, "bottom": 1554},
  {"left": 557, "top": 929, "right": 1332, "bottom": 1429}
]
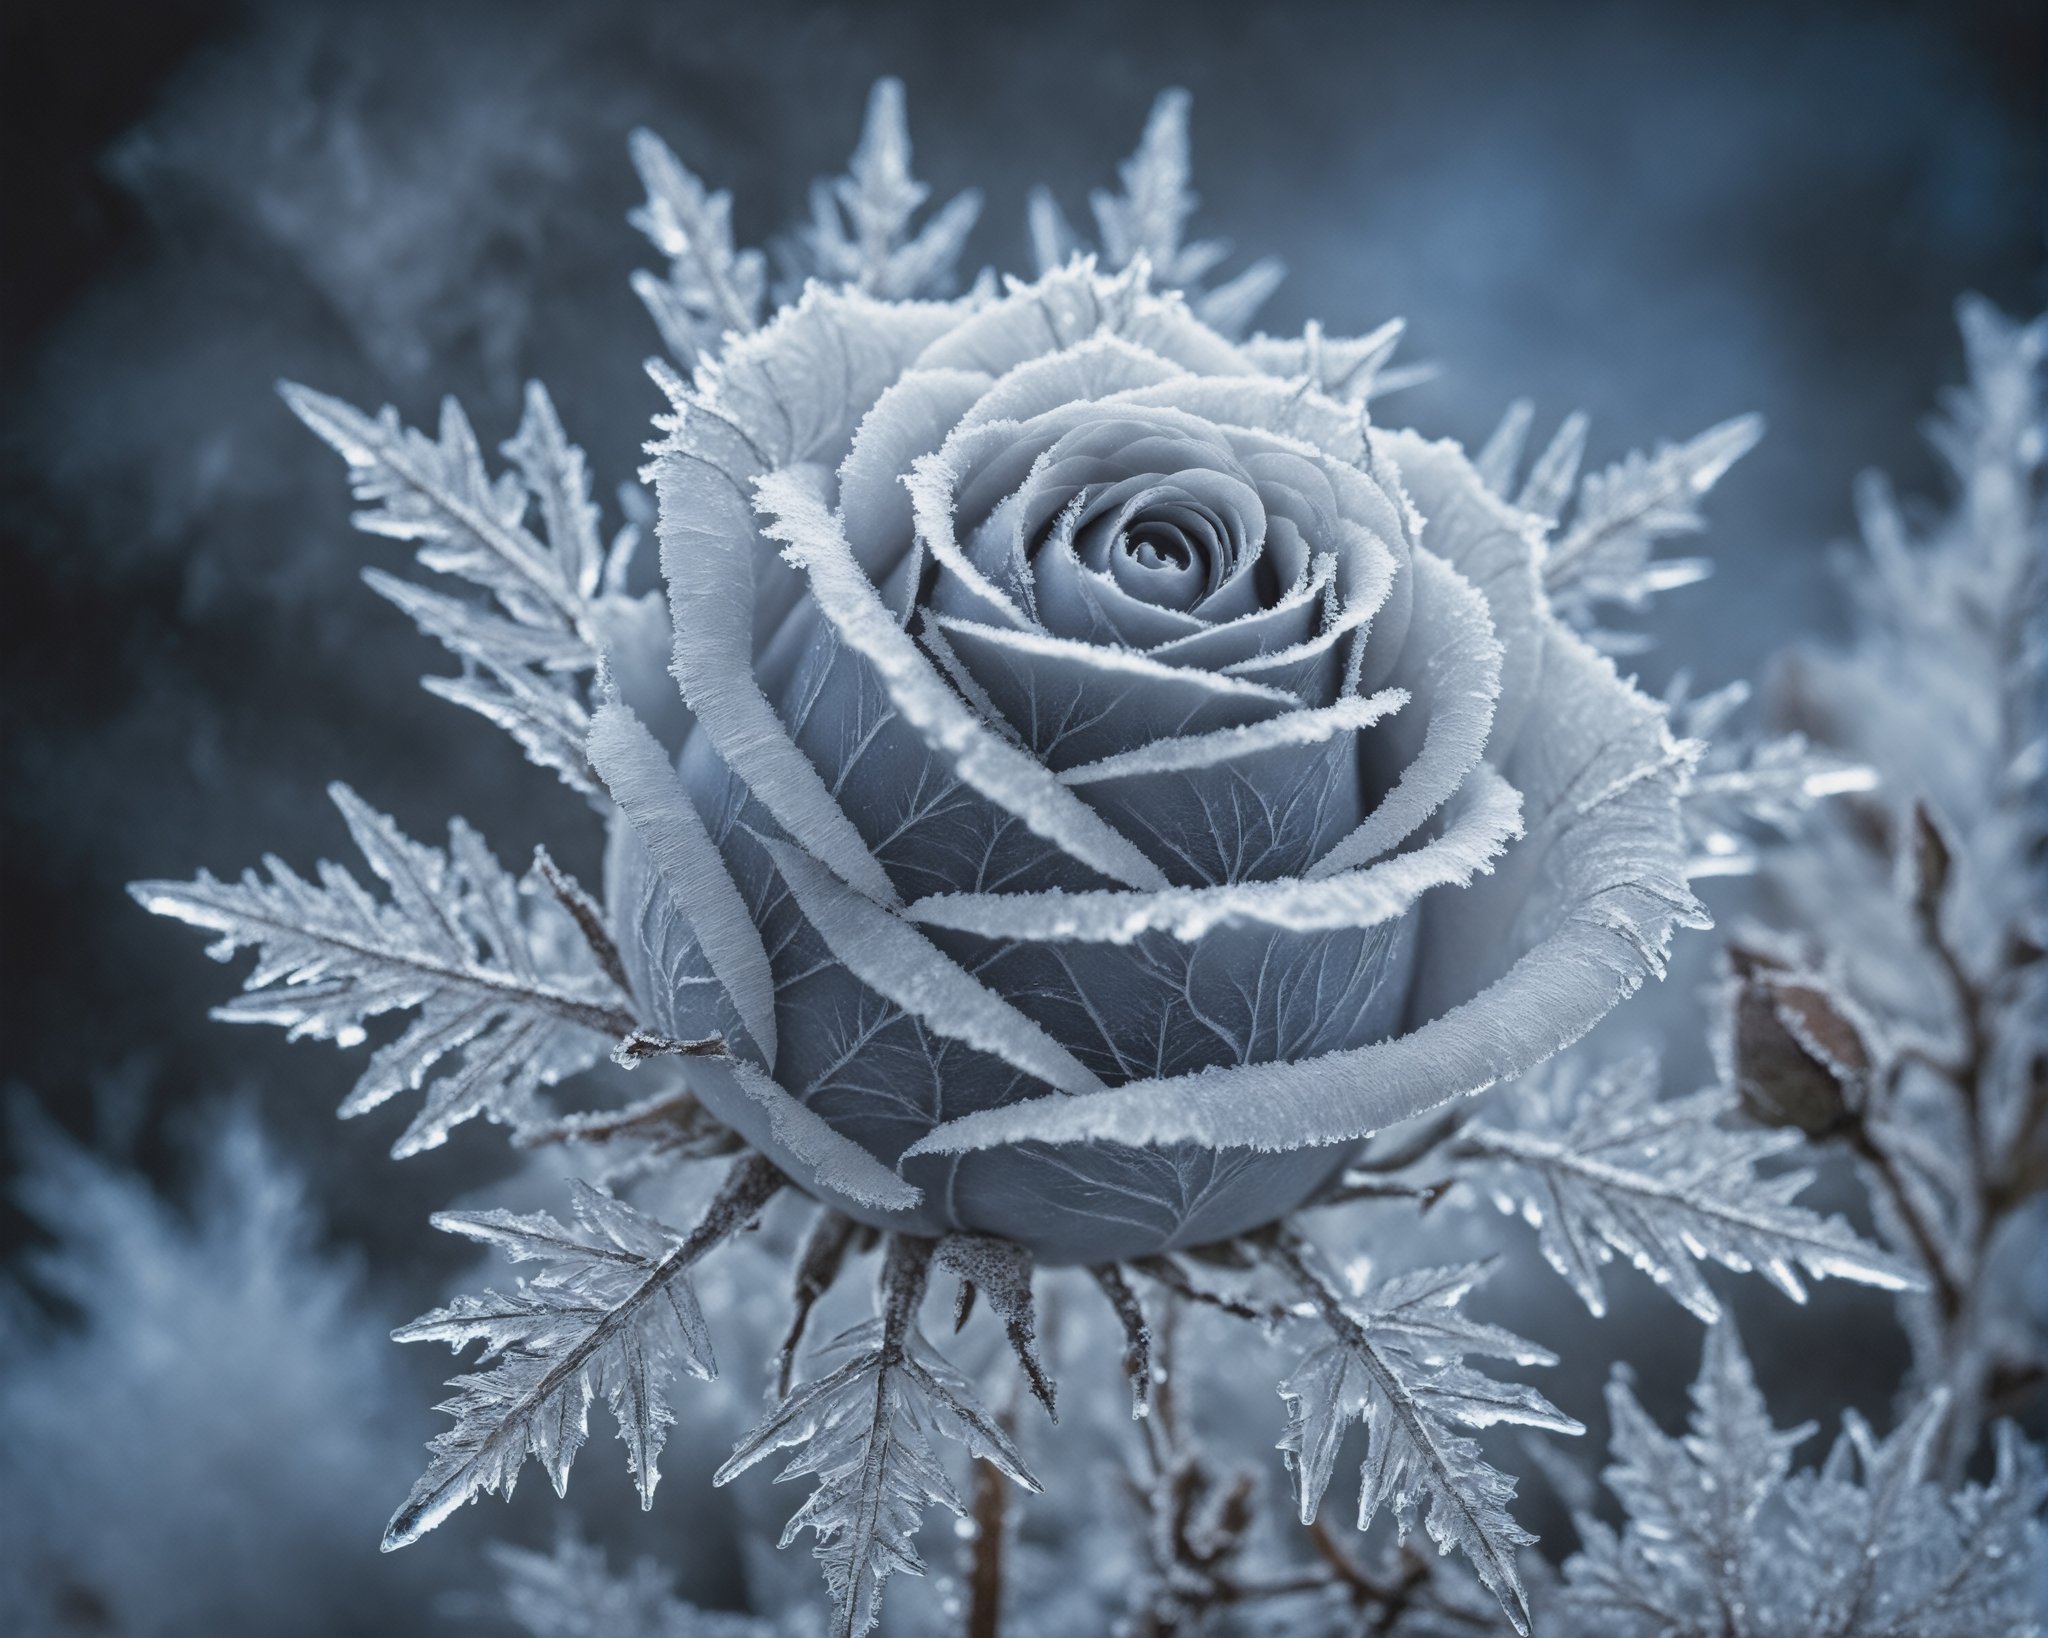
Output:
[
  {"left": 282, "top": 380, "right": 648, "bottom": 795},
  {"left": 0, "top": 1104, "right": 420, "bottom": 1637},
  {"left": 1664, "top": 677, "right": 1877, "bottom": 878},
  {"left": 1478, "top": 402, "right": 1762, "bottom": 651},
  {"left": 131, "top": 783, "right": 637, "bottom": 1156},
  {"left": 791, "top": 78, "right": 983, "bottom": 302},
  {"left": 129, "top": 75, "right": 2043, "bottom": 1638},
  {"left": 716, "top": 1237, "right": 1037, "bottom": 1638},
  {"left": 1755, "top": 298, "right": 2048, "bottom": 1470},
  {"left": 388, "top": 1155, "right": 781, "bottom": 1545},
  {"left": 1455, "top": 1050, "right": 1913, "bottom": 1322},
  {"left": 494, "top": 1529, "right": 790, "bottom": 1638},
  {"left": 1267, "top": 1234, "right": 1579, "bottom": 1634},
  {"left": 1559, "top": 1322, "right": 2047, "bottom": 1637},
  {"left": 1029, "top": 89, "right": 1285, "bottom": 338}
]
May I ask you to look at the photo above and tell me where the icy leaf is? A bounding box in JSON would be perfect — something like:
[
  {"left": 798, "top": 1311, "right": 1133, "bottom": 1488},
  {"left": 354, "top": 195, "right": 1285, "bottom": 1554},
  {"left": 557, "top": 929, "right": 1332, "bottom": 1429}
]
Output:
[
  {"left": 1539, "top": 414, "right": 1762, "bottom": 638},
  {"left": 1457, "top": 1051, "right": 1914, "bottom": 1322},
  {"left": 629, "top": 127, "right": 769, "bottom": 369},
  {"left": 1035, "top": 88, "right": 1283, "bottom": 336},
  {"left": 513, "top": 1084, "right": 742, "bottom": 1189},
  {"left": 1562, "top": 1323, "right": 2047, "bottom": 1637},
  {"left": 284, "top": 380, "right": 640, "bottom": 793},
  {"left": 794, "top": 78, "right": 982, "bottom": 301},
  {"left": 1266, "top": 1233, "right": 1581, "bottom": 1635},
  {"left": 131, "top": 785, "right": 637, "bottom": 1156},
  {"left": 387, "top": 1155, "right": 782, "bottom": 1547},
  {"left": 1668, "top": 676, "right": 1877, "bottom": 877},
  {"left": 716, "top": 1236, "right": 1039, "bottom": 1638}
]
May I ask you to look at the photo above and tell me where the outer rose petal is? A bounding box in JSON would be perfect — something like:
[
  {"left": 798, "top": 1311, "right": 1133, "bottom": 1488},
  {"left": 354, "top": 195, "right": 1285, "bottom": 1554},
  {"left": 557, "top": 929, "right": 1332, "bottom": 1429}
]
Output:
[{"left": 901, "top": 625, "right": 1704, "bottom": 1162}]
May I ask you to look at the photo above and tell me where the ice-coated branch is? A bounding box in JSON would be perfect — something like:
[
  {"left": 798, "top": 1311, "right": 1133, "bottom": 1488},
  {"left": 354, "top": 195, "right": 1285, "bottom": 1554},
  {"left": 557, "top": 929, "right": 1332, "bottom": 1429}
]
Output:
[
  {"left": 387, "top": 1154, "right": 784, "bottom": 1549},
  {"left": 131, "top": 784, "right": 637, "bottom": 1156}
]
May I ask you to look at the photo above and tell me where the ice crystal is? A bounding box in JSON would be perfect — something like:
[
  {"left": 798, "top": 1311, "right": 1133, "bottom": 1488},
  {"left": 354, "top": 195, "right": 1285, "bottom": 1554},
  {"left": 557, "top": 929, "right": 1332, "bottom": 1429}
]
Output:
[
  {"left": 792, "top": 78, "right": 982, "bottom": 302},
  {"left": 1029, "top": 88, "right": 1284, "bottom": 337},
  {"left": 717, "top": 1237, "right": 1038, "bottom": 1638},
  {"left": 1560, "top": 1322, "right": 2046, "bottom": 1637},
  {"left": 387, "top": 1155, "right": 781, "bottom": 1545},
  {"left": 1480, "top": 401, "right": 1762, "bottom": 648},
  {"left": 1266, "top": 1233, "right": 1581, "bottom": 1635},
  {"left": 1456, "top": 1050, "right": 1915, "bottom": 1322},
  {"left": 282, "top": 381, "right": 645, "bottom": 795},
  {"left": 131, "top": 784, "right": 636, "bottom": 1156}
]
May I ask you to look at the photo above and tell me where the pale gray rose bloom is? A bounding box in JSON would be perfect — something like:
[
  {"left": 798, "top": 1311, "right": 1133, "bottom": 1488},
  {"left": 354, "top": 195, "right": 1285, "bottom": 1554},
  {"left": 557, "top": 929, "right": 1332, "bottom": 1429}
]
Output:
[{"left": 592, "top": 262, "right": 1703, "bottom": 1263}]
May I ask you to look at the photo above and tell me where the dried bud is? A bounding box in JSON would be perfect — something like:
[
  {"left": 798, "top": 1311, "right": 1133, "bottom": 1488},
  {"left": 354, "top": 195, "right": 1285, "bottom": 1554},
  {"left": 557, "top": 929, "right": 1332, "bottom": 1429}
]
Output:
[{"left": 1727, "top": 945, "right": 1870, "bottom": 1137}]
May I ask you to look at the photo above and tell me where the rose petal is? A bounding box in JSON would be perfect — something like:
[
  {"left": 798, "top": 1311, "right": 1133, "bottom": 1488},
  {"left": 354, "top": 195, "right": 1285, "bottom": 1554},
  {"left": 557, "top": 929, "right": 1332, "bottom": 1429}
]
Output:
[
  {"left": 756, "top": 467, "right": 1171, "bottom": 891},
  {"left": 588, "top": 701, "right": 780, "bottom": 1068},
  {"left": 904, "top": 763, "right": 1522, "bottom": 943},
  {"left": 763, "top": 835, "right": 1104, "bottom": 1096},
  {"left": 932, "top": 615, "right": 1298, "bottom": 770}
]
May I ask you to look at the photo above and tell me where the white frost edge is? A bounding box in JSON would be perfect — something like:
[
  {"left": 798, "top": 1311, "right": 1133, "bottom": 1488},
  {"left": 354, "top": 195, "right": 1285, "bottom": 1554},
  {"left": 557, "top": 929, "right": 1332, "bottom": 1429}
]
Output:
[
  {"left": 1059, "top": 687, "right": 1408, "bottom": 786},
  {"left": 1308, "top": 550, "right": 1503, "bottom": 878},
  {"left": 721, "top": 1056, "right": 923, "bottom": 1211},
  {"left": 660, "top": 440, "right": 903, "bottom": 907},
  {"left": 905, "top": 765, "right": 1523, "bottom": 944}
]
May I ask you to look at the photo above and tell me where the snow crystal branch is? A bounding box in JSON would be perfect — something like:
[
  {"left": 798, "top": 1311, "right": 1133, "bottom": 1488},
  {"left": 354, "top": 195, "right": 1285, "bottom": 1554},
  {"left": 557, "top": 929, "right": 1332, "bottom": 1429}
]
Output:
[
  {"left": 132, "top": 784, "right": 639, "bottom": 1155},
  {"left": 1454, "top": 1050, "right": 1915, "bottom": 1323},
  {"left": 284, "top": 381, "right": 643, "bottom": 794},
  {"left": 387, "top": 1153, "right": 784, "bottom": 1549},
  {"left": 1263, "top": 1230, "right": 1581, "bottom": 1635},
  {"left": 716, "top": 1234, "right": 1039, "bottom": 1638}
]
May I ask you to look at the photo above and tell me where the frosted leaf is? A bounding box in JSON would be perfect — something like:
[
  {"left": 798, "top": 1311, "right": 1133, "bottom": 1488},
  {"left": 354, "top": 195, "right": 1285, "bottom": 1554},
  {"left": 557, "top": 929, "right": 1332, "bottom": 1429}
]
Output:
[
  {"left": 387, "top": 1155, "right": 782, "bottom": 1548},
  {"left": 1457, "top": 1050, "right": 1913, "bottom": 1322},
  {"left": 1512, "top": 411, "right": 1763, "bottom": 641},
  {"left": 1561, "top": 1323, "right": 2048, "bottom": 1637},
  {"left": 1034, "top": 88, "right": 1284, "bottom": 337},
  {"left": 1240, "top": 317, "right": 1420, "bottom": 406},
  {"left": 492, "top": 1530, "right": 784, "bottom": 1637},
  {"left": 629, "top": 127, "right": 769, "bottom": 370},
  {"left": 284, "top": 380, "right": 644, "bottom": 794},
  {"left": 793, "top": 79, "right": 983, "bottom": 302},
  {"left": 1267, "top": 1233, "right": 1581, "bottom": 1635},
  {"left": 131, "top": 785, "right": 636, "bottom": 1156},
  {"left": 716, "top": 1236, "right": 1039, "bottom": 1638},
  {"left": 1667, "top": 677, "right": 1877, "bottom": 877}
]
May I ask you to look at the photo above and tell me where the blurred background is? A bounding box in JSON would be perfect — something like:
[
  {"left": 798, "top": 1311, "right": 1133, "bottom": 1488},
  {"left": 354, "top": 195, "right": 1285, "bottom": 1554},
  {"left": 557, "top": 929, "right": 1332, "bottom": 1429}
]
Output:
[{"left": 2, "top": 1, "right": 2042, "bottom": 1632}]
